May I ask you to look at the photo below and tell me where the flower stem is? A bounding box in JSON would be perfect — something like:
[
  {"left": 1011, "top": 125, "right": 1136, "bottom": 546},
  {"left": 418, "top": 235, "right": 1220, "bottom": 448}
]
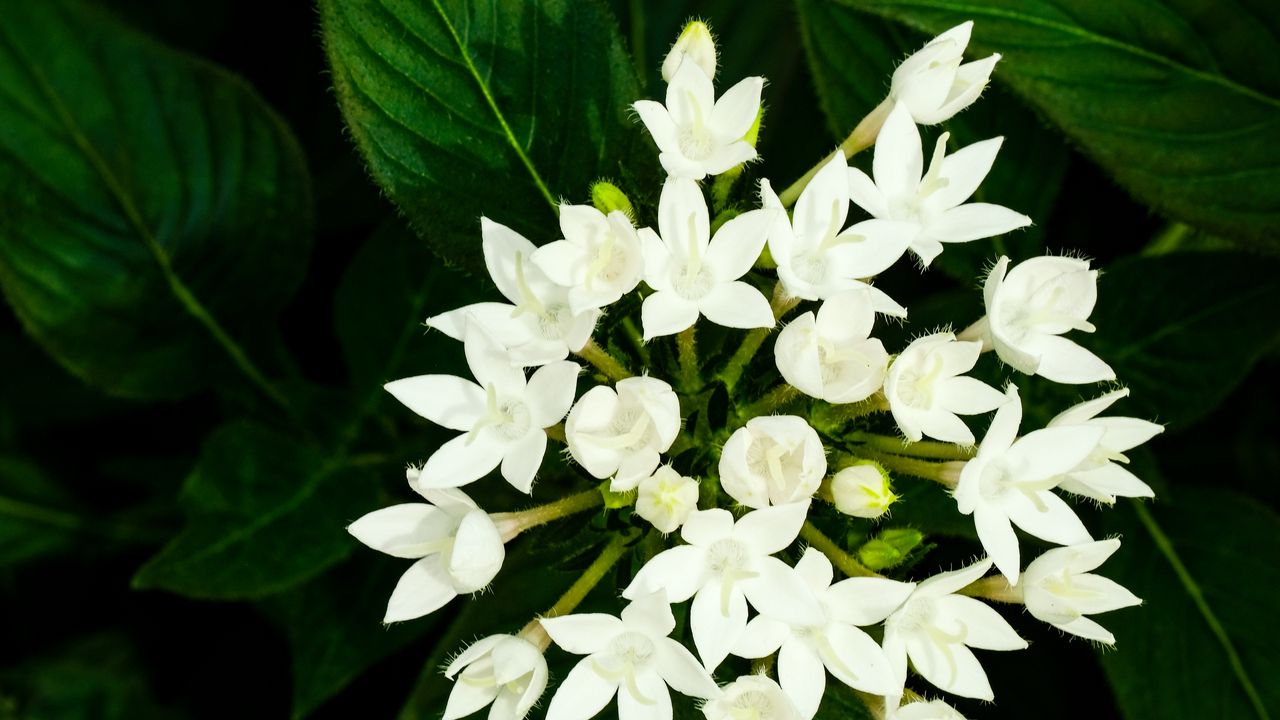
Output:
[
  {"left": 575, "top": 339, "right": 632, "bottom": 382},
  {"left": 740, "top": 384, "right": 801, "bottom": 419},
  {"left": 491, "top": 488, "right": 603, "bottom": 542},
  {"left": 777, "top": 98, "right": 892, "bottom": 207},
  {"left": 854, "top": 448, "right": 964, "bottom": 489},
  {"left": 522, "top": 530, "right": 639, "bottom": 650},
  {"left": 622, "top": 317, "right": 650, "bottom": 366},
  {"left": 848, "top": 431, "right": 975, "bottom": 461},
  {"left": 720, "top": 283, "right": 798, "bottom": 390},
  {"left": 811, "top": 394, "right": 889, "bottom": 433},
  {"left": 800, "top": 521, "right": 879, "bottom": 578},
  {"left": 959, "top": 576, "right": 1024, "bottom": 604},
  {"left": 677, "top": 325, "right": 700, "bottom": 390}
]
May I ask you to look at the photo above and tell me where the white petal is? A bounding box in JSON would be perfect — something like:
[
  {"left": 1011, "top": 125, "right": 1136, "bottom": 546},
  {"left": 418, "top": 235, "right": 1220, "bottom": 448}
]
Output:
[
  {"left": 624, "top": 545, "right": 707, "bottom": 603},
  {"left": 385, "top": 555, "right": 456, "bottom": 622},
  {"left": 481, "top": 218, "right": 539, "bottom": 306},
  {"left": 655, "top": 638, "right": 720, "bottom": 699},
  {"left": 621, "top": 588, "right": 677, "bottom": 638},
  {"left": 873, "top": 103, "right": 923, "bottom": 201},
  {"left": 544, "top": 657, "right": 618, "bottom": 720},
  {"left": 1007, "top": 426, "right": 1105, "bottom": 481},
  {"left": 905, "top": 637, "right": 992, "bottom": 700},
  {"left": 831, "top": 220, "right": 915, "bottom": 280},
  {"left": 977, "top": 385, "right": 1021, "bottom": 455},
  {"left": 531, "top": 238, "right": 585, "bottom": 288},
  {"left": 742, "top": 556, "right": 824, "bottom": 626},
  {"left": 939, "top": 376, "right": 1006, "bottom": 415},
  {"left": 617, "top": 670, "right": 672, "bottom": 720},
  {"left": 348, "top": 504, "right": 456, "bottom": 559},
  {"left": 642, "top": 291, "right": 700, "bottom": 339},
  {"left": 734, "top": 501, "right": 810, "bottom": 555},
  {"left": 420, "top": 433, "right": 505, "bottom": 489},
  {"left": 525, "top": 361, "right": 581, "bottom": 427},
  {"left": 1096, "top": 415, "right": 1164, "bottom": 452},
  {"left": 443, "top": 673, "right": 499, "bottom": 720},
  {"left": 1057, "top": 615, "right": 1117, "bottom": 644},
  {"left": 732, "top": 615, "right": 791, "bottom": 658},
  {"left": 933, "top": 595, "right": 1027, "bottom": 650},
  {"left": 779, "top": 638, "right": 826, "bottom": 719},
  {"left": 1024, "top": 335, "right": 1116, "bottom": 384},
  {"left": 711, "top": 76, "right": 764, "bottom": 140},
  {"left": 385, "top": 376, "right": 485, "bottom": 431},
  {"left": 847, "top": 167, "right": 889, "bottom": 218},
  {"left": 793, "top": 547, "right": 835, "bottom": 592},
  {"left": 542, "top": 614, "right": 625, "bottom": 655},
  {"left": 705, "top": 209, "right": 773, "bottom": 282},
  {"left": 821, "top": 623, "right": 898, "bottom": 695},
  {"left": 1064, "top": 464, "right": 1155, "bottom": 501},
  {"left": 700, "top": 282, "right": 774, "bottom": 329},
  {"left": 916, "top": 410, "right": 976, "bottom": 446},
  {"left": 447, "top": 509, "right": 505, "bottom": 592},
  {"left": 500, "top": 431, "right": 546, "bottom": 494},
  {"left": 826, "top": 577, "right": 916, "bottom": 626},
  {"left": 682, "top": 508, "right": 735, "bottom": 546},
  {"left": 660, "top": 151, "right": 711, "bottom": 180},
  {"left": 445, "top": 634, "right": 506, "bottom": 678},
  {"left": 1004, "top": 490, "right": 1093, "bottom": 547},
  {"left": 658, "top": 177, "right": 710, "bottom": 260},
  {"left": 666, "top": 57, "right": 715, "bottom": 126},
  {"left": 928, "top": 203, "right": 1031, "bottom": 243},
  {"left": 793, "top": 152, "right": 851, "bottom": 245},
  {"left": 463, "top": 322, "right": 526, "bottom": 395},
  {"left": 690, "top": 582, "right": 748, "bottom": 671},
  {"left": 634, "top": 100, "right": 680, "bottom": 155},
  {"left": 974, "top": 504, "right": 1021, "bottom": 585},
  {"left": 916, "top": 558, "right": 993, "bottom": 598},
  {"left": 931, "top": 137, "right": 1002, "bottom": 210}
]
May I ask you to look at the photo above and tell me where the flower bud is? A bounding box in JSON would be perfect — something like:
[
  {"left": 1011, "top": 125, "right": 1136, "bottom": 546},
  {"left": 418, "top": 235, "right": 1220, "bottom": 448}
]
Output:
[
  {"left": 443, "top": 634, "right": 548, "bottom": 720},
  {"left": 719, "top": 415, "right": 826, "bottom": 509},
  {"left": 661, "top": 20, "right": 716, "bottom": 83},
  {"left": 635, "top": 466, "right": 699, "bottom": 533},
  {"left": 830, "top": 462, "right": 896, "bottom": 519},
  {"left": 889, "top": 21, "right": 1000, "bottom": 124},
  {"left": 858, "top": 527, "right": 925, "bottom": 571},
  {"left": 589, "top": 179, "right": 634, "bottom": 221}
]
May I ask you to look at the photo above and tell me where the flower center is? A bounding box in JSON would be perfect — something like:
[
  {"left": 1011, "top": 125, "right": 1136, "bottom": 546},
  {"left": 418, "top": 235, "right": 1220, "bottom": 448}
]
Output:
[
  {"left": 594, "top": 633, "right": 658, "bottom": 705},
  {"left": 725, "top": 690, "right": 778, "bottom": 720},
  {"left": 745, "top": 435, "right": 804, "bottom": 498},
  {"left": 894, "top": 352, "right": 944, "bottom": 409}
]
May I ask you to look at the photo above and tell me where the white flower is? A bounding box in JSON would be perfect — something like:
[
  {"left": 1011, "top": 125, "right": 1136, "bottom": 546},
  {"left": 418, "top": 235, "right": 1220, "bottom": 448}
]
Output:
[
  {"left": 542, "top": 590, "right": 719, "bottom": 720},
  {"left": 530, "top": 205, "right": 645, "bottom": 314},
  {"left": 848, "top": 102, "right": 1031, "bottom": 267},
  {"left": 443, "top": 634, "right": 548, "bottom": 720},
  {"left": 774, "top": 288, "right": 891, "bottom": 404},
  {"left": 426, "top": 218, "right": 600, "bottom": 366},
  {"left": 702, "top": 675, "right": 802, "bottom": 720},
  {"left": 348, "top": 482, "right": 504, "bottom": 623},
  {"left": 889, "top": 21, "right": 1000, "bottom": 125},
  {"left": 963, "top": 255, "right": 1114, "bottom": 384},
  {"left": 624, "top": 503, "right": 821, "bottom": 671},
  {"left": 883, "top": 558, "right": 1027, "bottom": 700},
  {"left": 636, "top": 466, "right": 701, "bottom": 533},
  {"left": 719, "top": 416, "right": 827, "bottom": 509},
  {"left": 830, "top": 462, "right": 897, "bottom": 520},
  {"left": 386, "top": 323, "right": 579, "bottom": 493},
  {"left": 1022, "top": 539, "right": 1142, "bottom": 644},
  {"left": 635, "top": 57, "right": 761, "bottom": 180},
  {"left": 955, "top": 385, "right": 1103, "bottom": 584},
  {"left": 733, "top": 548, "right": 913, "bottom": 718},
  {"left": 759, "top": 153, "right": 912, "bottom": 309},
  {"left": 891, "top": 699, "right": 969, "bottom": 720},
  {"left": 883, "top": 332, "right": 1004, "bottom": 445},
  {"left": 565, "top": 376, "right": 681, "bottom": 491},
  {"left": 1047, "top": 389, "right": 1163, "bottom": 503},
  {"left": 640, "top": 178, "right": 776, "bottom": 338},
  {"left": 662, "top": 21, "right": 717, "bottom": 84}
]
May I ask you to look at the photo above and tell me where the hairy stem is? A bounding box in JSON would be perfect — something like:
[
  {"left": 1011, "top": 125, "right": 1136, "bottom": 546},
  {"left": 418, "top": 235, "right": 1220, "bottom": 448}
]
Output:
[
  {"left": 522, "top": 530, "right": 639, "bottom": 650},
  {"left": 677, "top": 325, "right": 700, "bottom": 390},
  {"left": 740, "top": 384, "right": 801, "bottom": 419},
  {"left": 492, "top": 488, "right": 604, "bottom": 542},
  {"left": 777, "top": 98, "right": 892, "bottom": 207},
  {"left": 800, "top": 521, "right": 879, "bottom": 578},
  {"left": 856, "top": 448, "right": 965, "bottom": 489},
  {"left": 849, "top": 431, "right": 976, "bottom": 461},
  {"left": 576, "top": 340, "right": 633, "bottom": 382}
]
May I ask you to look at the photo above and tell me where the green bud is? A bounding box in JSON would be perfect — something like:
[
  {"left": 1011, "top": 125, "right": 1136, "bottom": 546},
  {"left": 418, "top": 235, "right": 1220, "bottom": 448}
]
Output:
[
  {"left": 598, "top": 479, "right": 637, "bottom": 510},
  {"left": 830, "top": 460, "right": 896, "bottom": 519},
  {"left": 857, "top": 528, "right": 925, "bottom": 571},
  {"left": 590, "top": 180, "right": 634, "bottom": 221},
  {"left": 743, "top": 106, "right": 764, "bottom": 148}
]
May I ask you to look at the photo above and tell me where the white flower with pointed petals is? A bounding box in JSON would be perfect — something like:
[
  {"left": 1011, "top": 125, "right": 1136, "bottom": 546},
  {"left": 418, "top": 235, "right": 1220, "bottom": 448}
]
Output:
[
  {"left": 542, "top": 590, "right": 719, "bottom": 720},
  {"left": 661, "top": 21, "right": 717, "bottom": 83},
  {"left": 565, "top": 376, "right": 681, "bottom": 491},
  {"left": 386, "top": 323, "right": 579, "bottom": 493},
  {"left": 775, "top": 289, "right": 891, "bottom": 405},
  {"left": 892, "top": 699, "right": 969, "bottom": 720},
  {"left": 719, "top": 416, "right": 826, "bottom": 509},
  {"left": 732, "top": 548, "right": 913, "bottom": 718},
  {"left": 636, "top": 466, "right": 701, "bottom": 533},
  {"left": 348, "top": 481, "right": 504, "bottom": 623},
  {"left": 884, "top": 332, "right": 1004, "bottom": 445},
  {"left": 531, "top": 205, "right": 645, "bottom": 314},
  {"left": 848, "top": 102, "right": 1030, "bottom": 267},
  {"left": 624, "top": 503, "right": 821, "bottom": 671},
  {"left": 889, "top": 22, "right": 1000, "bottom": 125},
  {"left": 962, "top": 256, "right": 1114, "bottom": 384},
  {"left": 1022, "top": 539, "right": 1142, "bottom": 644},
  {"left": 702, "top": 675, "right": 802, "bottom": 720},
  {"left": 955, "top": 385, "right": 1104, "bottom": 584},
  {"left": 1046, "top": 389, "right": 1163, "bottom": 503},
  {"left": 443, "top": 634, "right": 548, "bottom": 720},
  {"left": 640, "top": 178, "right": 776, "bottom": 338},
  {"left": 635, "top": 57, "right": 761, "bottom": 180},
  {"left": 426, "top": 218, "right": 600, "bottom": 366},
  {"left": 883, "top": 558, "right": 1027, "bottom": 700},
  {"left": 760, "top": 153, "right": 912, "bottom": 310}
]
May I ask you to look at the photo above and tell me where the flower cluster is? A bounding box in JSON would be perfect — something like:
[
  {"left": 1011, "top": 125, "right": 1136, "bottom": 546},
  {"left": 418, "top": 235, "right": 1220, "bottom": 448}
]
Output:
[{"left": 348, "top": 20, "right": 1158, "bottom": 720}]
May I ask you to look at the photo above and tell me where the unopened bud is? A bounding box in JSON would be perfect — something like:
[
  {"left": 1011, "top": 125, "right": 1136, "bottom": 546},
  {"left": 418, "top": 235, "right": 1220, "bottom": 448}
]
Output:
[
  {"left": 590, "top": 180, "right": 634, "bottom": 221},
  {"left": 635, "top": 466, "right": 699, "bottom": 533},
  {"left": 858, "top": 528, "right": 925, "bottom": 571},
  {"left": 661, "top": 21, "right": 717, "bottom": 83},
  {"left": 830, "top": 462, "right": 896, "bottom": 519}
]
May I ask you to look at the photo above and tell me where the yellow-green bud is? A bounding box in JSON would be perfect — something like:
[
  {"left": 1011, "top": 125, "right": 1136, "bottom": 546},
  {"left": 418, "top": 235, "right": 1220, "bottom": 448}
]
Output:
[
  {"left": 830, "top": 461, "right": 897, "bottom": 519},
  {"left": 590, "top": 180, "right": 634, "bottom": 221},
  {"left": 598, "top": 479, "right": 636, "bottom": 510},
  {"left": 858, "top": 528, "right": 925, "bottom": 571},
  {"left": 661, "top": 21, "right": 717, "bottom": 83}
]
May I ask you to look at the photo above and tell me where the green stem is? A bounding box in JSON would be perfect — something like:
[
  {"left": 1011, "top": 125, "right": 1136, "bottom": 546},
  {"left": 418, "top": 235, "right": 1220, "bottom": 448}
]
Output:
[
  {"left": 811, "top": 394, "right": 889, "bottom": 434},
  {"left": 800, "top": 521, "right": 879, "bottom": 578},
  {"left": 493, "top": 488, "right": 604, "bottom": 541},
  {"left": 522, "top": 530, "right": 639, "bottom": 650},
  {"left": 855, "top": 448, "right": 964, "bottom": 489},
  {"left": 777, "top": 98, "right": 892, "bottom": 207},
  {"left": 848, "top": 431, "right": 975, "bottom": 461},
  {"left": 740, "top": 384, "right": 801, "bottom": 419},
  {"left": 959, "top": 576, "right": 1024, "bottom": 604},
  {"left": 628, "top": 0, "right": 647, "bottom": 84},
  {"left": 677, "top": 325, "right": 700, "bottom": 390},
  {"left": 622, "top": 317, "right": 651, "bottom": 367},
  {"left": 575, "top": 340, "right": 633, "bottom": 382}
]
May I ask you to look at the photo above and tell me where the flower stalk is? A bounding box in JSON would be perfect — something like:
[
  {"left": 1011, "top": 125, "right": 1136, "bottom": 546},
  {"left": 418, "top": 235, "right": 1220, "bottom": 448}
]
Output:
[
  {"left": 776, "top": 98, "right": 892, "bottom": 207},
  {"left": 522, "top": 530, "right": 640, "bottom": 650}
]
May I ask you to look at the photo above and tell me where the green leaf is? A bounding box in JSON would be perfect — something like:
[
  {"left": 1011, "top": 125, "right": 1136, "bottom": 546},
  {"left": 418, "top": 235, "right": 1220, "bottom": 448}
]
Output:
[
  {"left": 0, "top": 1, "right": 312, "bottom": 400},
  {"left": 320, "top": 0, "right": 648, "bottom": 275},
  {"left": 827, "top": 0, "right": 1280, "bottom": 248},
  {"left": 1101, "top": 487, "right": 1280, "bottom": 719},
  {"left": 0, "top": 455, "right": 76, "bottom": 567}
]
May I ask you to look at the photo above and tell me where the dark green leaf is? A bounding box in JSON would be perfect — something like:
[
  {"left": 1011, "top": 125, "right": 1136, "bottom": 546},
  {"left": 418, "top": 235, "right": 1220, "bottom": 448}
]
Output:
[
  {"left": 828, "top": 0, "right": 1280, "bottom": 248},
  {"left": 0, "top": 1, "right": 312, "bottom": 400},
  {"left": 0, "top": 456, "right": 76, "bottom": 567}
]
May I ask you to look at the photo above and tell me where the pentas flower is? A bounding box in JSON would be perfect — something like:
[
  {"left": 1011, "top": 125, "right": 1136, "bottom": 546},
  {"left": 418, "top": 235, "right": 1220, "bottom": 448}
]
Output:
[
  {"left": 542, "top": 590, "right": 718, "bottom": 720},
  {"left": 565, "top": 376, "right": 681, "bottom": 491},
  {"left": 848, "top": 102, "right": 1031, "bottom": 267},
  {"left": 733, "top": 548, "right": 913, "bottom": 718},
  {"left": 1046, "top": 388, "right": 1162, "bottom": 503},
  {"left": 954, "top": 385, "right": 1103, "bottom": 584},
  {"left": 443, "top": 634, "right": 548, "bottom": 720},
  {"left": 963, "top": 255, "right": 1114, "bottom": 384},
  {"left": 760, "top": 152, "right": 911, "bottom": 310},
  {"left": 530, "top": 205, "right": 645, "bottom": 314},
  {"left": 1022, "top": 539, "right": 1142, "bottom": 644},
  {"left": 702, "top": 675, "right": 802, "bottom": 720},
  {"left": 634, "top": 56, "right": 762, "bottom": 180},
  {"left": 640, "top": 178, "right": 776, "bottom": 339},
  {"left": 774, "top": 288, "right": 891, "bottom": 404},
  {"left": 386, "top": 323, "right": 579, "bottom": 493},
  {"left": 883, "top": 332, "right": 1004, "bottom": 445},
  {"left": 891, "top": 699, "right": 969, "bottom": 720},
  {"left": 719, "top": 416, "right": 826, "bottom": 509},
  {"left": 624, "top": 503, "right": 821, "bottom": 671},
  {"left": 883, "top": 558, "right": 1028, "bottom": 700},
  {"left": 829, "top": 462, "right": 897, "bottom": 519},
  {"left": 348, "top": 481, "right": 504, "bottom": 623},
  {"left": 636, "top": 466, "right": 701, "bottom": 533},
  {"left": 661, "top": 21, "right": 717, "bottom": 83},
  {"left": 427, "top": 218, "right": 599, "bottom": 366},
  {"left": 889, "top": 21, "right": 1000, "bottom": 125}
]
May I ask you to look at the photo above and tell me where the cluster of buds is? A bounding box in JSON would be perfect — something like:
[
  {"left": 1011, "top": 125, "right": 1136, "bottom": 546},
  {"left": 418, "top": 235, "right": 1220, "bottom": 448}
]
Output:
[{"left": 348, "top": 20, "right": 1159, "bottom": 720}]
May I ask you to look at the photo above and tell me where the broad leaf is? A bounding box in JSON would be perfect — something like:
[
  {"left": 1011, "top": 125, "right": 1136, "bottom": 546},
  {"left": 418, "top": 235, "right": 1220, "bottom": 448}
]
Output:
[
  {"left": 828, "top": 0, "right": 1280, "bottom": 248},
  {"left": 0, "top": 1, "right": 312, "bottom": 400},
  {"left": 321, "top": 0, "right": 646, "bottom": 275},
  {"left": 0, "top": 455, "right": 77, "bottom": 567}
]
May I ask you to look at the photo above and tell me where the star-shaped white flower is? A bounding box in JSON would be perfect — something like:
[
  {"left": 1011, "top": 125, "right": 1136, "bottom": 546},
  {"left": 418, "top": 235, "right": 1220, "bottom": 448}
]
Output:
[
  {"left": 718, "top": 416, "right": 827, "bottom": 509},
  {"left": 426, "top": 218, "right": 600, "bottom": 366},
  {"left": 542, "top": 590, "right": 719, "bottom": 720},
  {"left": 636, "top": 466, "right": 701, "bottom": 534},
  {"left": 565, "top": 376, "right": 681, "bottom": 491},
  {"left": 774, "top": 288, "right": 891, "bottom": 405},
  {"left": 640, "top": 178, "right": 776, "bottom": 339},
  {"left": 348, "top": 481, "right": 504, "bottom": 623},
  {"left": 848, "top": 102, "right": 1031, "bottom": 267},
  {"left": 702, "top": 675, "right": 802, "bottom": 720},
  {"left": 1022, "top": 539, "right": 1142, "bottom": 644},
  {"left": 635, "top": 57, "right": 761, "bottom": 180},
  {"left": 1046, "top": 389, "right": 1163, "bottom": 503},
  {"left": 443, "top": 634, "right": 548, "bottom": 720},
  {"left": 955, "top": 385, "right": 1104, "bottom": 583},
  {"left": 386, "top": 323, "right": 579, "bottom": 493},
  {"left": 733, "top": 548, "right": 914, "bottom": 718},
  {"left": 889, "top": 21, "right": 1001, "bottom": 125},
  {"left": 883, "top": 558, "right": 1027, "bottom": 700},
  {"left": 530, "top": 204, "right": 645, "bottom": 314},
  {"left": 624, "top": 503, "right": 821, "bottom": 671},
  {"left": 883, "top": 332, "right": 1004, "bottom": 445}
]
